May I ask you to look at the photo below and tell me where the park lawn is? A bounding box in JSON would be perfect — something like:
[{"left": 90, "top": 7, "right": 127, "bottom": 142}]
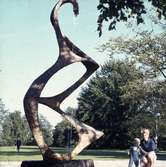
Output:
[
  {"left": 0, "top": 146, "right": 42, "bottom": 161},
  {"left": 0, "top": 146, "right": 128, "bottom": 161},
  {"left": 0, "top": 146, "right": 166, "bottom": 161}
]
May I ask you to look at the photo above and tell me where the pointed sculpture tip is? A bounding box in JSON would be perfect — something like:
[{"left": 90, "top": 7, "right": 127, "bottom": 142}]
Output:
[{"left": 62, "top": 0, "right": 79, "bottom": 16}]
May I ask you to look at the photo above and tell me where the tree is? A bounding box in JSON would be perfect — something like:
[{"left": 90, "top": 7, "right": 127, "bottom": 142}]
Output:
[
  {"left": 39, "top": 114, "right": 53, "bottom": 146},
  {"left": 1, "top": 110, "right": 29, "bottom": 146},
  {"left": 99, "top": 32, "right": 166, "bottom": 107},
  {"left": 98, "top": 32, "right": 166, "bottom": 110},
  {"left": 0, "top": 110, "right": 53, "bottom": 146},
  {"left": 102, "top": 31, "right": 166, "bottom": 80},
  {"left": 0, "top": 99, "right": 9, "bottom": 145},
  {"left": 52, "top": 120, "right": 72, "bottom": 147},
  {"left": 99, "top": 32, "right": 166, "bottom": 148},
  {"left": 0, "top": 99, "right": 8, "bottom": 125},
  {"left": 52, "top": 107, "right": 77, "bottom": 147},
  {"left": 24, "top": 114, "right": 53, "bottom": 146},
  {"left": 76, "top": 59, "right": 145, "bottom": 148},
  {"left": 97, "top": 0, "right": 166, "bottom": 36}
]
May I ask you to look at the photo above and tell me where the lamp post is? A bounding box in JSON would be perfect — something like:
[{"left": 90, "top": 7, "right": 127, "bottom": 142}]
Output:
[
  {"left": 66, "top": 109, "right": 75, "bottom": 154},
  {"left": 155, "top": 112, "right": 160, "bottom": 151},
  {"left": 66, "top": 127, "right": 72, "bottom": 154}
]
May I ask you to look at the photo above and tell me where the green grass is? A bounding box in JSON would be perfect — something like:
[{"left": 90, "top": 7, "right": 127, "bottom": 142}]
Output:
[
  {"left": 0, "top": 146, "right": 166, "bottom": 161},
  {"left": 0, "top": 146, "right": 42, "bottom": 161}
]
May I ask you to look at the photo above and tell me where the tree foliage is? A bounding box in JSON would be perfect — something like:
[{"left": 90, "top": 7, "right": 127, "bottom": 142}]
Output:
[
  {"left": 0, "top": 99, "right": 9, "bottom": 145},
  {"left": 1, "top": 110, "right": 30, "bottom": 146},
  {"left": 99, "top": 32, "right": 166, "bottom": 104},
  {"left": 99, "top": 32, "right": 166, "bottom": 148},
  {"left": 0, "top": 110, "right": 53, "bottom": 146},
  {"left": 97, "top": 0, "right": 166, "bottom": 36},
  {"left": 23, "top": 114, "right": 53, "bottom": 146},
  {"left": 76, "top": 59, "right": 146, "bottom": 148},
  {"left": 39, "top": 114, "right": 53, "bottom": 146},
  {"left": 52, "top": 107, "right": 77, "bottom": 147},
  {"left": 102, "top": 31, "right": 166, "bottom": 80},
  {"left": 0, "top": 99, "right": 8, "bottom": 125},
  {"left": 52, "top": 120, "right": 72, "bottom": 147}
]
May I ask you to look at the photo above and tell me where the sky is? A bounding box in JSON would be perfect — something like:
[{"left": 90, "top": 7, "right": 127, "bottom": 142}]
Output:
[{"left": 0, "top": 0, "right": 164, "bottom": 126}]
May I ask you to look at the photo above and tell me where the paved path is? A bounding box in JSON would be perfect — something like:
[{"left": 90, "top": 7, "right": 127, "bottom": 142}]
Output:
[
  {"left": 0, "top": 160, "right": 165, "bottom": 167},
  {"left": 94, "top": 160, "right": 166, "bottom": 167}
]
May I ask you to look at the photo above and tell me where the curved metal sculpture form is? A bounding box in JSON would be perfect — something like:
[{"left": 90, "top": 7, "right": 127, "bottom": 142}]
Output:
[{"left": 24, "top": 0, "right": 104, "bottom": 160}]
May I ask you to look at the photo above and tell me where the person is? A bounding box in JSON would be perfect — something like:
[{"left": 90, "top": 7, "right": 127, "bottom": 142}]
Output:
[
  {"left": 128, "top": 138, "right": 140, "bottom": 167},
  {"left": 16, "top": 138, "right": 21, "bottom": 153},
  {"left": 140, "top": 128, "right": 157, "bottom": 167}
]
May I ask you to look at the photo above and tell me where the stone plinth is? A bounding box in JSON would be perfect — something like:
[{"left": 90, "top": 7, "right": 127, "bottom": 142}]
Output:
[{"left": 21, "top": 160, "right": 94, "bottom": 167}]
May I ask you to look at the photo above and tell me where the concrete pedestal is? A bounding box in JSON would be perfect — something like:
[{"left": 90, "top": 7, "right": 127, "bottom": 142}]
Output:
[{"left": 21, "top": 160, "right": 94, "bottom": 167}]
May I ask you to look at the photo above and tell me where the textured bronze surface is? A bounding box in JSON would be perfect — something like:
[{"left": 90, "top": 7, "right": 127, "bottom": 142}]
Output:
[
  {"left": 24, "top": 0, "right": 104, "bottom": 160},
  {"left": 21, "top": 160, "right": 95, "bottom": 167}
]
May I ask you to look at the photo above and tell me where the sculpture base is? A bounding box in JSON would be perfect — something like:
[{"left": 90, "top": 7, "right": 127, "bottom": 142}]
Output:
[{"left": 21, "top": 160, "right": 94, "bottom": 167}]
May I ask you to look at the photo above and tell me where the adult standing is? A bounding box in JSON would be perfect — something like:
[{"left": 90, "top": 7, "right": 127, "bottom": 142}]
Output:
[
  {"left": 16, "top": 138, "right": 21, "bottom": 153},
  {"left": 140, "top": 128, "right": 157, "bottom": 167}
]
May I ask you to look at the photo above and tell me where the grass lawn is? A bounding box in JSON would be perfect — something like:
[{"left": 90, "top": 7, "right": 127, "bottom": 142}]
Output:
[
  {"left": 0, "top": 146, "right": 166, "bottom": 161},
  {"left": 0, "top": 146, "right": 42, "bottom": 161}
]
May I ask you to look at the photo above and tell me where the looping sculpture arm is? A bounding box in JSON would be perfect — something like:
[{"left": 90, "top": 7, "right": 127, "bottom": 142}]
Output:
[{"left": 24, "top": 0, "right": 104, "bottom": 160}]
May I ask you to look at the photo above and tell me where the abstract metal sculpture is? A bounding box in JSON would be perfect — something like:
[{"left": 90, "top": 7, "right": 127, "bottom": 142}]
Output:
[{"left": 24, "top": 0, "right": 104, "bottom": 160}]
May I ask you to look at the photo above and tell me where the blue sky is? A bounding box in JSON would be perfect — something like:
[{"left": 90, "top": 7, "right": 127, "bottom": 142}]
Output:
[{"left": 0, "top": 0, "right": 164, "bottom": 125}]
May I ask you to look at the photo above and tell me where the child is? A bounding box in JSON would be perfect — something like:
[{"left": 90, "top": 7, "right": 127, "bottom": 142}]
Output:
[{"left": 128, "top": 138, "right": 140, "bottom": 167}]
